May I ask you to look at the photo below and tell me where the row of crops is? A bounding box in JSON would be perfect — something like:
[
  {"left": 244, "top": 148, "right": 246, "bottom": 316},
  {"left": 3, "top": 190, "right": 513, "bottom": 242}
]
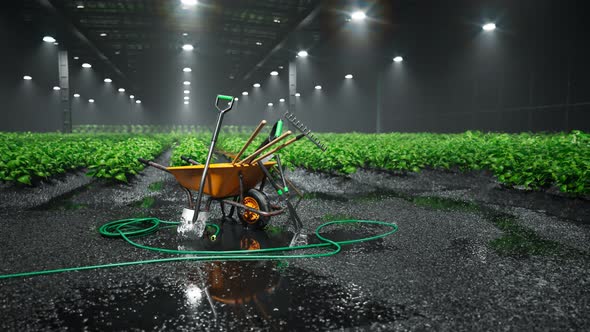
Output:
[{"left": 1, "top": 131, "right": 588, "bottom": 194}]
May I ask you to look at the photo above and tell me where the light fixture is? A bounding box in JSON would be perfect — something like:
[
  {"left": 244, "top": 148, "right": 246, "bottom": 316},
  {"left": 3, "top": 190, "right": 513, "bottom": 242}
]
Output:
[
  {"left": 253, "top": 83, "right": 261, "bottom": 88},
  {"left": 267, "top": 102, "right": 273, "bottom": 107},
  {"left": 76, "top": 4, "right": 84, "bottom": 9},
  {"left": 135, "top": 100, "right": 142, "bottom": 104},
  {"left": 82, "top": 63, "right": 92, "bottom": 68},
  {"left": 297, "top": 50, "right": 308, "bottom": 57},
  {"left": 279, "top": 98, "right": 285, "bottom": 102},
  {"left": 183, "top": 81, "right": 191, "bottom": 85},
  {"left": 182, "top": 44, "right": 194, "bottom": 51},
  {"left": 100, "top": 33, "right": 107, "bottom": 37},
  {"left": 181, "top": 0, "right": 197, "bottom": 6},
  {"left": 129, "top": 95, "right": 135, "bottom": 99},
  {"left": 23, "top": 75, "right": 32, "bottom": 80},
  {"left": 53, "top": 42, "right": 59, "bottom": 46},
  {"left": 104, "top": 78, "right": 112, "bottom": 83},
  {"left": 73, "top": 56, "right": 79, "bottom": 60},
  {"left": 42, "top": 36, "right": 56, "bottom": 43},
  {"left": 295, "top": 93, "right": 301, "bottom": 97},
  {"left": 182, "top": 33, "right": 188, "bottom": 36},
  {"left": 53, "top": 86, "right": 61, "bottom": 91},
  {"left": 278, "top": 66, "right": 284, "bottom": 69},
  {"left": 345, "top": 74, "right": 354, "bottom": 79},
  {"left": 482, "top": 23, "right": 496, "bottom": 31},
  {"left": 314, "top": 85, "right": 322, "bottom": 90},
  {"left": 118, "top": 88, "right": 125, "bottom": 92},
  {"left": 273, "top": 18, "right": 281, "bottom": 23},
  {"left": 184, "top": 96, "right": 190, "bottom": 100},
  {"left": 242, "top": 91, "right": 249, "bottom": 96},
  {"left": 351, "top": 11, "right": 367, "bottom": 21},
  {"left": 234, "top": 97, "right": 239, "bottom": 101},
  {"left": 256, "top": 41, "right": 262, "bottom": 46},
  {"left": 73, "top": 93, "right": 80, "bottom": 98},
  {"left": 270, "top": 71, "right": 279, "bottom": 76},
  {"left": 183, "top": 67, "right": 192, "bottom": 72},
  {"left": 184, "top": 101, "right": 189, "bottom": 105},
  {"left": 184, "top": 90, "right": 190, "bottom": 94},
  {"left": 393, "top": 56, "right": 403, "bottom": 63},
  {"left": 88, "top": 99, "right": 95, "bottom": 103}
]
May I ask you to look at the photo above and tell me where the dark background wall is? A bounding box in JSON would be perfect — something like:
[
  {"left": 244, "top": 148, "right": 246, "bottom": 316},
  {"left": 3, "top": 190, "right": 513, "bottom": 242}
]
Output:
[{"left": 1, "top": 0, "right": 588, "bottom": 133}]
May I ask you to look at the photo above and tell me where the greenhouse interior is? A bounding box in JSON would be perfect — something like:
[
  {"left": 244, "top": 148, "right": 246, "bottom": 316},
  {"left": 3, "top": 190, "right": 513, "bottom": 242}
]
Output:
[{"left": 1, "top": 0, "right": 589, "bottom": 330}]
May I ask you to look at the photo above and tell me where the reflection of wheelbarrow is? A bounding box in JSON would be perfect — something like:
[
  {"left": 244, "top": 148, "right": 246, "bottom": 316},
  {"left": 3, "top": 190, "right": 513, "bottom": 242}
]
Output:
[{"left": 139, "top": 94, "right": 324, "bottom": 235}]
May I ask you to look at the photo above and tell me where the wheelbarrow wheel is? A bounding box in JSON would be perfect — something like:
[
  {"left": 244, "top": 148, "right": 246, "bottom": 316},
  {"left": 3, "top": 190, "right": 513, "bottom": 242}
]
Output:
[{"left": 239, "top": 189, "right": 270, "bottom": 229}]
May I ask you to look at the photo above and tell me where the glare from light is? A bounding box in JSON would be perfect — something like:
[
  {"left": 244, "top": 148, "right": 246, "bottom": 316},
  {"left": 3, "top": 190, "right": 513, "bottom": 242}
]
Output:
[
  {"left": 393, "top": 56, "right": 403, "bottom": 63},
  {"left": 129, "top": 95, "right": 135, "bottom": 99},
  {"left": 183, "top": 81, "right": 191, "bottom": 85},
  {"left": 268, "top": 102, "right": 273, "bottom": 107},
  {"left": 253, "top": 83, "right": 261, "bottom": 88},
  {"left": 82, "top": 63, "right": 92, "bottom": 68},
  {"left": 185, "top": 285, "right": 202, "bottom": 306},
  {"left": 295, "top": 92, "right": 301, "bottom": 97},
  {"left": 184, "top": 90, "right": 190, "bottom": 94},
  {"left": 23, "top": 75, "right": 32, "bottom": 80},
  {"left": 279, "top": 98, "right": 285, "bottom": 102},
  {"left": 118, "top": 88, "right": 125, "bottom": 92},
  {"left": 88, "top": 99, "right": 95, "bottom": 103},
  {"left": 345, "top": 74, "right": 353, "bottom": 79},
  {"left": 183, "top": 67, "right": 192, "bottom": 72},
  {"left": 242, "top": 91, "right": 249, "bottom": 96},
  {"left": 184, "top": 101, "right": 189, "bottom": 105},
  {"left": 135, "top": 100, "right": 142, "bottom": 104},
  {"left": 184, "top": 96, "right": 190, "bottom": 100},
  {"left": 351, "top": 11, "right": 366, "bottom": 21},
  {"left": 482, "top": 23, "right": 496, "bottom": 31},
  {"left": 314, "top": 85, "right": 322, "bottom": 90},
  {"left": 297, "top": 50, "right": 308, "bottom": 57},
  {"left": 53, "top": 86, "right": 61, "bottom": 91},
  {"left": 182, "top": 44, "right": 194, "bottom": 51},
  {"left": 100, "top": 33, "right": 107, "bottom": 37},
  {"left": 73, "top": 93, "right": 80, "bottom": 98},
  {"left": 43, "top": 36, "right": 56, "bottom": 43},
  {"left": 270, "top": 71, "right": 279, "bottom": 76},
  {"left": 104, "top": 78, "right": 112, "bottom": 83},
  {"left": 181, "top": 0, "right": 197, "bottom": 6}
]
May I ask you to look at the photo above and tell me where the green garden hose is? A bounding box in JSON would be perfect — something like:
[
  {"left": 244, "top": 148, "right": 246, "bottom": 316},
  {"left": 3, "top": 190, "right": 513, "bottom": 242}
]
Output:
[{"left": 0, "top": 218, "right": 397, "bottom": 280}]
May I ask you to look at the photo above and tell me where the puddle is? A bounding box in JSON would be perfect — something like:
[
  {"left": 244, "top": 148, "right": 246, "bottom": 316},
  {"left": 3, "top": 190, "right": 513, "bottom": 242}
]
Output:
[
  {"left": 32, "top": 183, "right": 94, "bottom": 211},
  {"left": 147, "top": 181, "right": 164, "bottom": 192}
]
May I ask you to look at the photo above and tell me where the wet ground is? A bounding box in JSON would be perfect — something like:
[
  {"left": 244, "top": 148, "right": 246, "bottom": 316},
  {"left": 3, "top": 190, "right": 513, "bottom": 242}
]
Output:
[{"left": 0, "top": 158, "right": 589, "bottom": 331}]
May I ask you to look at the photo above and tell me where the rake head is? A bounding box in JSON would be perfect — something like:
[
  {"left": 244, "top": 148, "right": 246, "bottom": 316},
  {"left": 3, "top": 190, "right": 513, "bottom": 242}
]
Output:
[{"left": 283, "top": 111, "right": 327, "bottom": 152}]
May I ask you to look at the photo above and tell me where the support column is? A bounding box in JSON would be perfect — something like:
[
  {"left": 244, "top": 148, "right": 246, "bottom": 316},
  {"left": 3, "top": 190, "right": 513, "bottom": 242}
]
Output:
[
  {"left": 288, "top": 60, "right": 297, "bottom": 129},
  {"left": 376, "top": 72, "right": 383, "bottom": 133},
  {"left": 58, "top": 50, "right": 72, "bottom": 133}
]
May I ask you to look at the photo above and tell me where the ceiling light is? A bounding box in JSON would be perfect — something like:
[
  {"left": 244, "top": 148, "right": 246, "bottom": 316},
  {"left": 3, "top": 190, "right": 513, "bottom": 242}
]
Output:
[
  {"left": 267, "top": 103, "right": 273, "bottom": 107},
  {"left": 104, "top": 78, "right": 112, "bottom": 83},
  {"left": 242, "top": 91, "right": 249, "bottom": 96},
  {"left": 73, "top": 56, "right": 79, "bottom": 60},
  {"left": 183, "top": 81, "right": 191, "bottom": 85},
  {"left": 270, "top": 71, "right": 279, "bottom": 76},
  {"left": 256, "top": 41, "right": 262, "bottom": 46},
  {"left": 89, "top": 99, "right": 95, "bottom": 103},
  {"left": 73, "top": 93, "right": 80, "bottom": 97},
  {"left": 135, "top": 100, "right": 141, "bottom": 104},
  {"left": 482, "top": 23, "right": 496, "bottom": 31},
  {"left": 253, "top": 83, "right": 261, "bottom": 88},
  {"left": 53, "top": 42, "right": 59, "bottom": 46},
  {"left": 351, "top": 11, "right": 367, "bottom": 21},
  {"left": 184, "top": 90, "right": 190, "bottom": 94},
  {"left": 82, "top": 63, "right": 91, "bottom": 68},
  {"left": 184, "top": 96, "right": 190, "bottom": 100},
  {"left": 184, "top": 101, "right": 189, "bottom": 105},
  {"left": 273, "top": 19, "right": 281, "bottom": 23},
  {"left": 345, "top": 74, "right": 353, "bottom": 79},
  {"left": 297, "top": 50, "right": 308, "bottom": 57},
  {"left": 314, "top": 85, "right": 322, "bottom": 90},
  {"left": 393, "top": 56, "right": 403, "bottom": 63},
  {"left": 295, "top": 93, "right": 301, "bottom": 97},
  {"left": 76, "top": 4, "right": 84, "bottom": 9},
  {"left": 42, "top": 36, "right": 56, "bottom": 43},
  {"left": 278, "top": 66, "right": 284, "bottom": 69},
  {"left": 183, "top": 67, "right": 192, "bottom": 72},
  {"left": 279, "top": 98, "right": 285, "bottom": 102},
  {"left": 53, "top": 86, "right": 61, "bottom": 91},
  {"left": 23, "top": 75, "right": 32, "bottom": 80},
  {"left": 234, "top": 97, "right": 239, "bottom": 101},
  {"left": 118, "top": 88, "right": 125, "bottom": 92},
  {"left": 100, "top": 33, "right": 107, "bottom": 37},
  {"left": 182, "top": 44, "right": 194, "bottom": 51},
  {"left": 129, "top": 95, "right": 135, "bottom": 99},
  {"left": 181, "top": 0, "right": 197, "bottom": 6},
  {"left": 182, "top": 33, "right": 188, "bottom": 36}
]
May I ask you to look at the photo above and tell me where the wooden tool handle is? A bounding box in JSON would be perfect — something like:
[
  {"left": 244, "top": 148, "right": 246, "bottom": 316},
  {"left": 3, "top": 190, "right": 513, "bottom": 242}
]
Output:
[
  {"left": 231, "top": 120, "right": 267, "bottom": 164},
  {"left": 251, "top": 136, "right": 299, "bottom": 164},
  {"left": 237, "top": 131, "right": 292, "bottom": 165}
]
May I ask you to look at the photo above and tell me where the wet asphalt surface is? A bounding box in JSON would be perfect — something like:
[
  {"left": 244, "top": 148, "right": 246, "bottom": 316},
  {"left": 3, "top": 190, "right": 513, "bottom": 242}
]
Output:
[{"left": 0, "top": 152, "right": 589, "bottom": 331}]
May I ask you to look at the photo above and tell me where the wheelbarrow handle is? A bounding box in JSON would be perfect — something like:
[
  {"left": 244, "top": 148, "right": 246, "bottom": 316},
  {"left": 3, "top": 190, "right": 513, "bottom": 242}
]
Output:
[
  {"left": 181, "top": 155, "right": 200, "bottom": 165},
  {"left": 137, "top": 158, "right": 170, "bottom": 173}
]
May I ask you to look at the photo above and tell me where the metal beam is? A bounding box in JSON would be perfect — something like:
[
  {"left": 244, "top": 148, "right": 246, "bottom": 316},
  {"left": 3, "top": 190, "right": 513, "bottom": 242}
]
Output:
[{"left": 58, "top": 50, "right": 72, "bottom": 133}]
